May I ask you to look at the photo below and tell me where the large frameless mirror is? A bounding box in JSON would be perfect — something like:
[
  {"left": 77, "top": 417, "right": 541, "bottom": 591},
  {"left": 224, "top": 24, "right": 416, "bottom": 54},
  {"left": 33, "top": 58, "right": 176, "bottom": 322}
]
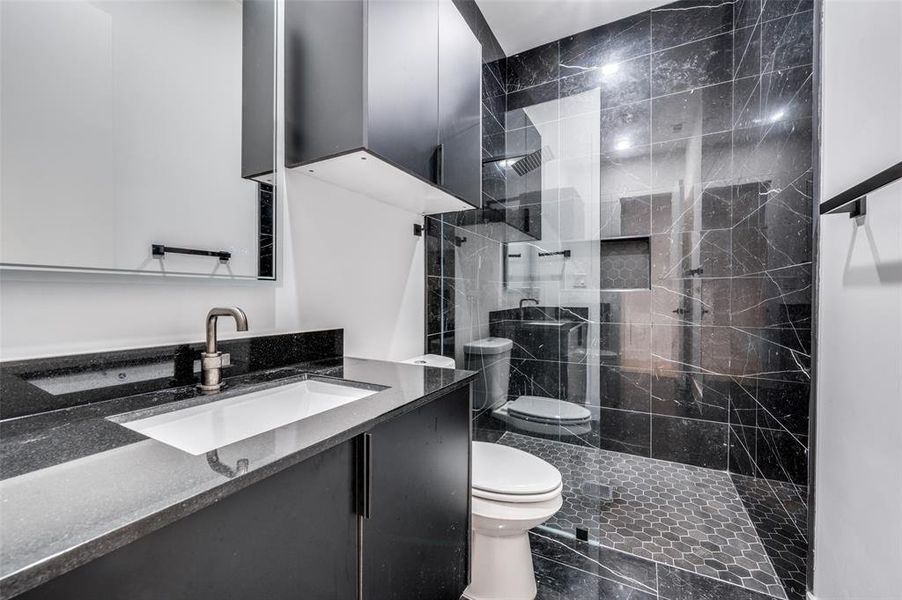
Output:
[{"left": 0, "top": 0, "right": 277, "bottom": 279}]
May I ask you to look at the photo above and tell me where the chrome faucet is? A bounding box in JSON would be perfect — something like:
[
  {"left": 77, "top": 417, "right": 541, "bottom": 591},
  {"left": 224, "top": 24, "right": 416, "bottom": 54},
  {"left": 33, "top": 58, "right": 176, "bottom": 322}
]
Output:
[{"left": 198, "top": 307, "right": 248, "bottom": 394}]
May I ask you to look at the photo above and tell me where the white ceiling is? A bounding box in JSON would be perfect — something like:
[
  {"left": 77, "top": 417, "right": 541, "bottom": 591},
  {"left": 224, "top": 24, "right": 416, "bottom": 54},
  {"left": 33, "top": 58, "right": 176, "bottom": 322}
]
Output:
[{"left": 474, "top": 0, "right": 671, "bottom": 56}]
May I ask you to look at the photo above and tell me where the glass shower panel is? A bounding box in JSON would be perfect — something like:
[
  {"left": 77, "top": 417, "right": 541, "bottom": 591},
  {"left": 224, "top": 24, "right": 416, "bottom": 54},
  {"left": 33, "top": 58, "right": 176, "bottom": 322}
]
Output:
[{"left": 442, "top": 5, "right": 814, "bottom": 596}]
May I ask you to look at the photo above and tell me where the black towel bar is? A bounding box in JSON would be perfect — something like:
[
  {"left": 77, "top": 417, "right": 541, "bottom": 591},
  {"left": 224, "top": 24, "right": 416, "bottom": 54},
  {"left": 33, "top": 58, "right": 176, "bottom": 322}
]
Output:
[
  {"left": 820, "top": 161, "right": 902, "bottom": 218},
  {"left": 151, "top": 244, "right": 231, "bottom": 263}
]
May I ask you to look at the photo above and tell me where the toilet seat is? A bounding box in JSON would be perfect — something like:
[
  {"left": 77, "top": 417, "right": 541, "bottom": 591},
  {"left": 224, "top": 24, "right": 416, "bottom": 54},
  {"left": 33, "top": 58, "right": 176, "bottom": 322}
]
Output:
[
  {"left": 471, "top": 492, "right": 563, "bottom": 525},
  {"left": 472, "top": 482, "right": 563, "bottom": 503},
  {"left": 472, "top": 442, "right": 562, "bottom": 503},
  {"left": 506, "top": 396, "right": 592, "bottom": 425}
]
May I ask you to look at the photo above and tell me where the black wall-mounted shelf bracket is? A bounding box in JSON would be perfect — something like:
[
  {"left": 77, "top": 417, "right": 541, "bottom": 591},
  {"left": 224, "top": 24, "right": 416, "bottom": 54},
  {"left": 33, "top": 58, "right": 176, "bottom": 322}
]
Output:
[
  {"left": 152, "top": 244, "right": 231, "bottom": 263},
  {"left": 829, "top": 196, "right": 867, "bottom": 218}
]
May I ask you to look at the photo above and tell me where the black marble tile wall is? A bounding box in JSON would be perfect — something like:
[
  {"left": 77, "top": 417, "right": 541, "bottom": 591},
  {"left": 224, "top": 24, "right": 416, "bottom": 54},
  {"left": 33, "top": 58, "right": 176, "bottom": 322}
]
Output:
[
  {"left": 257, "top": 183, "right": 275, "bottom": 279},
  {"left": 427, "top": 0, "right": 813, "bottom": 490}
]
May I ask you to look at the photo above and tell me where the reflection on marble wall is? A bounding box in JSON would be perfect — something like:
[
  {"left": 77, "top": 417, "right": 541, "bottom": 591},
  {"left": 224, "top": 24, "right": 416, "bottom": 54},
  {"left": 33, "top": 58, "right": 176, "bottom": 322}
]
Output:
[{"left": 428, "top": 0, "right": 814, "bottom": 493}]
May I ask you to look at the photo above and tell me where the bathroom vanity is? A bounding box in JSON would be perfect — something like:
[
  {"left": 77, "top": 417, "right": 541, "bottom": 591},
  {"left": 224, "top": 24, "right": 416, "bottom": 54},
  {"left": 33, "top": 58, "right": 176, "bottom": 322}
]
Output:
[{"left": 0, "top": 330, "right": 474, "bottom": 599}]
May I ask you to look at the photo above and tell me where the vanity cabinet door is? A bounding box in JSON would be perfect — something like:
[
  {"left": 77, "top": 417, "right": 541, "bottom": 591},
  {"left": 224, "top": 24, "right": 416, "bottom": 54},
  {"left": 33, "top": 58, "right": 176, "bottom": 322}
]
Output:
[
  {"left": 17, "top": 442, "right": 358, "bottom": 600},
  {"left": 437, "top": 0, "right": 482, "bottom": 207},
  {"left": 361, "top": 385, "right": 471, "bottom": 600}
]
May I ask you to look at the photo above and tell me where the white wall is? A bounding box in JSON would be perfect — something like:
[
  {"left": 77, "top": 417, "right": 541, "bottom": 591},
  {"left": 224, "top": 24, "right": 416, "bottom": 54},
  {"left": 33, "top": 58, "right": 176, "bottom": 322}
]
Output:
[
  {"left": 276, "top": 172, "right": 425, "bottom": 362},
  {"left": 813, "top": 1, "right": 902, "bottom": 598}
]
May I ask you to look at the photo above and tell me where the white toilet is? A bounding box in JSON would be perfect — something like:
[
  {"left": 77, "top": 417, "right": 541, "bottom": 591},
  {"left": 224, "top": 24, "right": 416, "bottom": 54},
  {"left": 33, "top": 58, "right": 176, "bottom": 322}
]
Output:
[
  {"left": 463, "top": 337, "right": 514, "bottom": 411},
  {"left": 404, "top": 346, "right": 565, "bottom": 599},
  {"left": 463, "top": 337, "right": 593, "bottom": 436},
  {"left": 461, "top": 337, "right": 565, "bottom": 600},
  {"left": 494, "top": 395, "right": 593, "bottom": 436},
  {"left": 465, "top": 441, "right": 563, "bottom": 600}
]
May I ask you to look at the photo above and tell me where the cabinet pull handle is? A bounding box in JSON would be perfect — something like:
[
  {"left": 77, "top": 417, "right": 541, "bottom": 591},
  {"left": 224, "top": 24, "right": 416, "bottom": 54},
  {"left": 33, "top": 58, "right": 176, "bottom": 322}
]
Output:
[
  {"left": 436, "top": 144, "right": 445, "bottom": 186},
  {"left": 357, "top": 433, "right": 373, "bottom": 519}
]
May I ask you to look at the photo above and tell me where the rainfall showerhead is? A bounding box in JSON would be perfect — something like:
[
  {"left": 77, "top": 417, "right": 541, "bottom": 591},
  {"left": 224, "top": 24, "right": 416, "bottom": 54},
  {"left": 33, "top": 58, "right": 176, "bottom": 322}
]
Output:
[
  {"left": 511, "top": 146, "right": 553, "bottom": 176},
  {"left": 482, "top": 146, "right": 554, "bottom": 176}
]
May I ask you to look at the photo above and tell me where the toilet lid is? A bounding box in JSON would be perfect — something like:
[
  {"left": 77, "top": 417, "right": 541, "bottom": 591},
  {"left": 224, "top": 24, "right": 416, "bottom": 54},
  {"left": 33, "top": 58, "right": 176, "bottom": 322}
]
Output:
[
  {"left": 507, "top": 396, "right": 592, "bottom": 425},
  {"left": 472, "top": 442, "right": 562, "bottom": 496}
]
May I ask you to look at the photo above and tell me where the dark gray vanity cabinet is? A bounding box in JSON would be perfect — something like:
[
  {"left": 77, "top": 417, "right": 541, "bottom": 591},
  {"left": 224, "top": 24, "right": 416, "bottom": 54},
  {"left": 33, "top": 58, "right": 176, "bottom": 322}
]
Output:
[
  {"left": 16, "top": 383, "right": 471, "bottom": 600},
  {"left": 361, "top": 384, "right": 471, "bottom": 599},
  {"left": 284, "top": 0, "right": 482, "bottom": 211},
  {"left": 17, "top": 441, "right": 358, "bottom": 600}
]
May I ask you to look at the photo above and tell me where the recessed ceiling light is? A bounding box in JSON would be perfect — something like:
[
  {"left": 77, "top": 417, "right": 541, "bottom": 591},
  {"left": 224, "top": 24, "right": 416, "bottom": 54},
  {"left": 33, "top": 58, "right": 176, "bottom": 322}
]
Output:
[
  {"left": 601, "top": 62, "right": 620, "bottom": 77},
  {"left": 614, "top": 137, "right": 632, "bottom": 151}
]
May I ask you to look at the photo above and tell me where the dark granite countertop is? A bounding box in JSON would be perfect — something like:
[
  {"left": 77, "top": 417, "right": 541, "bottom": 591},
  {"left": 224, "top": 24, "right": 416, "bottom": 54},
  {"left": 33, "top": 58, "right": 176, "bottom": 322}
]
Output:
[{"left": 0, "top": 356, "right": 475, "bottom": 599}]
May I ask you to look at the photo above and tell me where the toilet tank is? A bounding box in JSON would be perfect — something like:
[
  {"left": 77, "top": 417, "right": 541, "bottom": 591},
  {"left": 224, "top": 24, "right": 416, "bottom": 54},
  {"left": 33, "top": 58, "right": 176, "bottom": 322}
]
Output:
[{"left": 464, "top": 337, "right": 513, "bottom": 411}]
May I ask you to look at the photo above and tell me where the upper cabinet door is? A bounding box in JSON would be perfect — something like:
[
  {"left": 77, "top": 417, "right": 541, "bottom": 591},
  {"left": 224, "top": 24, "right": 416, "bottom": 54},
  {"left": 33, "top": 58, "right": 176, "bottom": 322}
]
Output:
[
  {"left": 241, "top": 0, "right": 276, "bottom": 181},
  {"left": 366, "top": 0, "right": 439, "bottom": 182},
  {"left": 437, "top": 0, "right": 482, "bottom": 207},
  {"left": 284, "top": 0, "right": 366, "bottom": 168}
]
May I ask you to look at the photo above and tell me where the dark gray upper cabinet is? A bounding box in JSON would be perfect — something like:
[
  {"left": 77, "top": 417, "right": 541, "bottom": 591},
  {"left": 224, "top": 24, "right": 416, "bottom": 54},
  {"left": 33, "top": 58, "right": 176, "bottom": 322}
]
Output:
[
  {"left": 284, "top": 0, "right": 481, "bottom": 214},
  {"left": 366, "top": 0, "right": 439, "bottom": 183},
  {"left": 284, "top": 0, "right": 364, "bottom": 168},
  {"left": 437, "top": 0, "right": 482, "bottom": 207},
  {"left": 241, "top": 0, "right": 276, "bottom": 183}
]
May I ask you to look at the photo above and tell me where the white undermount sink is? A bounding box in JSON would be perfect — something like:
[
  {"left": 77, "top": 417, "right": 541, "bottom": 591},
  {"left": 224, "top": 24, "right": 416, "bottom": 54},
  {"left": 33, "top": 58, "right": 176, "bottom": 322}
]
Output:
[{"left": 115, "top": 379, "right": 379, "bottom": 455}]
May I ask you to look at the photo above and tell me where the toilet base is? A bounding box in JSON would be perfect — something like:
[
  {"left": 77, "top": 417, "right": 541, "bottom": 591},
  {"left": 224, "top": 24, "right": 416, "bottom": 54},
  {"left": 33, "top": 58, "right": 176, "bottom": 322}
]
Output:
[{"left": 462, "top": 529, "right": 536, "bottom": 600}]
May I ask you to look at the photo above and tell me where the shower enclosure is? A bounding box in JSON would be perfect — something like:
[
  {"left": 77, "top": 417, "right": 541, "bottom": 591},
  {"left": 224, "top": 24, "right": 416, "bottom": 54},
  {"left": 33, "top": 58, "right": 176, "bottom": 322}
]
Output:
[{"left": 427, "top": 1, "right": 814, "bottom": 599}]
